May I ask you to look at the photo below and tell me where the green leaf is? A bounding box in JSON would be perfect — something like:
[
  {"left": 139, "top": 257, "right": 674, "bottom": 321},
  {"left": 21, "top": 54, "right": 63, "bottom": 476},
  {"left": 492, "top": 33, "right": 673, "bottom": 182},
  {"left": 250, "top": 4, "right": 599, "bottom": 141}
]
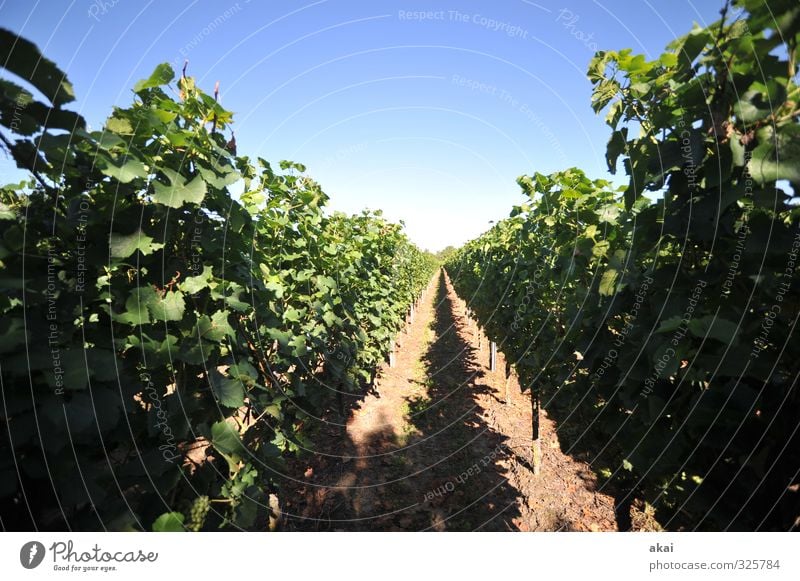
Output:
[
  {"left": 606, "top": 129, "right": 627, "bottom": 173},
  {"left": 234, "top": 494, "right": 260, "bottom": 528},
  {"left": 283, "top": 307, "right": 303, "bottom": 323},
  {"left": 266, "top": 328, "right": 292, "bottom": 348},
  {"left": 0, "top": 201, "right": 16, "bottom": 221},
  {"left": 599, "top": 268, "right": 619, "bottom": 296},
  {"left": 109, "top": 229, "right": 163, "bottom": 258},
  {"left": 197, "top": 165, "right": 240, "bottom": 189},
  {"left": 105, "top": 116, "right": 134, "bottom": 135},
  {"left": 0, "top": 28, "right": 76, "bottom": 106},
  {"left": 197, "top": 311, "right": 235, "bottom": 342},
  {"left": 658, "top": 52, "right": 678, "bottom": 68},
  {"left": 598, "top": 204, "right": 621, "bottom": 224},
  {"left": 116, "top": 287, "right": 184, "bottom": 324},
  {"left": 264, "top": 278, "right": 285, "bottom": 299},
  {"left": 605, "top": 100, "right": 623, "bottom": 127},
  {"left": 112, "top": 288, "right": 154, "bottom": 326},
  {"left": 733, "top": 90, "right": 772, "bottom": 124},
  {"left": 211, "top": 420, "right": 246, "bottom": 456},
  {"left": 101, "top": 158, "right": 148, "bottom": 183},
  {"left": 0, "top": 81, "right": 38, "bottom": 134},
  {"left": 152, "top": 169, "right": 207, "bottom": 208},
  {"left": 134, "top": 63, "right": 175, "bottom": 92},
  {"left": 748, "top": 125, "right": 800, "bottom": 184},
  {"left": 229, "top": 360, "right": 258, "bottom": 382},
  {"left": 89, "top": 129, "right": 126, "bottom": 150},
  {"left": 181, "top": 265, "right": 213, "bottom": 294},
  {"left": 688, "top": 316, "right": 739, "bottom": 344},
  {"left": 322, "top": 310, "right": 339, "bottom": 327},
  {"left": 670, "top": 26, "right": 710, "bottom": 70},
  {"left": 177, "top": 339, "right": 215, "bottom": 365},
  {"left": 289, "top": 334, "right": 308, "bottom": 357},
  {"left": 210, "top": 370, "right": 245, "bottom": 408},
  {"left": 592, "top": 239, "right": 611, "bottom": 258},
  {"left": 150, "top": 291, "right": 185, "bottom": 322},
  {"left": 152, "top": 512, "right": 185, "bottom": 532},
  {"left": 0, "top": 315, "right": 26, "bottom": 353},
  {"left": 225, "top": 288, "right": 250, "bottom": 312},
  {"left": 730, "top": 135, "right": 746, "bottom": 167},
  {"left": 129, "top": 333, "right": 178, "bottom": 364},
  {"left": 734, "top": 81, "right": 786, "bottom": 124},
  {"left": 656, "top": 315, "right": 683, "bottom": 333},
  {"left": 279, "top": 160, "right": 306, "bottom": 172}
]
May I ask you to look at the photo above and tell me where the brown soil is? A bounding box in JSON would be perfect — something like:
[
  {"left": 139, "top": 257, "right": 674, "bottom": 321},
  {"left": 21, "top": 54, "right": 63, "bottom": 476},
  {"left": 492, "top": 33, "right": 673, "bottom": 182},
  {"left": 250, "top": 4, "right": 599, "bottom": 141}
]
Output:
[{"left": 280, "top": 270, "right": 620, "bottom": 531}]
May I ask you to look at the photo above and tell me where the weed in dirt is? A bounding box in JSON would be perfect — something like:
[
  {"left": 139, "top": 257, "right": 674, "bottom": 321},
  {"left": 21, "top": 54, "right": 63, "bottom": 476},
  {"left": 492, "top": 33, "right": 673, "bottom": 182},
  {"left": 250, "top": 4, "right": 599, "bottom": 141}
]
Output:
[{"left": 406, "top": 395, "right": 433, "bottom": 415}]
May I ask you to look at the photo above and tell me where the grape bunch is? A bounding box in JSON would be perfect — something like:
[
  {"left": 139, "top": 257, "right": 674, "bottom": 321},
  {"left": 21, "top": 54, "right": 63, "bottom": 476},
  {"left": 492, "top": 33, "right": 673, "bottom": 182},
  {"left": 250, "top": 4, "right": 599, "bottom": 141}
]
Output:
[{"left": 188, "top": 495, "right": 210, "bottom": 532}]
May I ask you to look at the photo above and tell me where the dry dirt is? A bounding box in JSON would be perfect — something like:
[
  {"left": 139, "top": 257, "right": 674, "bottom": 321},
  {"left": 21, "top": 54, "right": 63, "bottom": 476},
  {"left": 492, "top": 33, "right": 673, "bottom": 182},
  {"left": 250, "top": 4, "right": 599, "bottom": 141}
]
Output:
[{"left": 280, "top": 270, "right": 623, "bottom": 531}]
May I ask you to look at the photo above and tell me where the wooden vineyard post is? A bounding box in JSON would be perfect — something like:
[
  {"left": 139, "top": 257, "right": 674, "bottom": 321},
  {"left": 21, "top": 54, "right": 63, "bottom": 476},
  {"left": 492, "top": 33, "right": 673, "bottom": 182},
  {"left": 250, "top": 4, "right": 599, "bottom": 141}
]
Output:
[
  {"left": 531, "top": 388, "right": 541, "bottom": 475},
  {"left": 489, "top": 341, "right": 497, "bottom": 371},
  {"left": 466, "top": 309, "right": 475, "bottom": 341},
  {"left": 504, "top": 360, "right": 512, "bottom": 406},
  {"left": 389, "top": 342, "right": 395, "bottom": 368}
]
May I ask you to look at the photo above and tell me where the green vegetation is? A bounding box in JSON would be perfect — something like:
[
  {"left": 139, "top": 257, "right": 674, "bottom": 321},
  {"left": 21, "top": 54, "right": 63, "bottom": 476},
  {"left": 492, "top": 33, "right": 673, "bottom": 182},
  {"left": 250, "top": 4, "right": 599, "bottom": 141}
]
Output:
[
  {"left": 0, "top": 28, "right": 436, "bottom": 530},
  {"left": 1, "top": 0, "right": 798, "bottom": 533},
  {"left": 447, "top": 0, "right": 799, "bottom": 530}
]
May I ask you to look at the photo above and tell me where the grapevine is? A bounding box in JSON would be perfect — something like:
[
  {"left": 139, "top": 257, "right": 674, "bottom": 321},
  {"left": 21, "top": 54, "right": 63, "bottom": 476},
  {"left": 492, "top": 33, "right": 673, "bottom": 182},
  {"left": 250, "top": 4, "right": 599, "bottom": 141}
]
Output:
[
  {"left": 0, "top": 31, "right": 436, "bottom": 531},
  {"left": 187, "top": 496, "right": 210, "bottom": 532},
  {"left": 447, "top": 0, "right": 799, "bottom": 530}
]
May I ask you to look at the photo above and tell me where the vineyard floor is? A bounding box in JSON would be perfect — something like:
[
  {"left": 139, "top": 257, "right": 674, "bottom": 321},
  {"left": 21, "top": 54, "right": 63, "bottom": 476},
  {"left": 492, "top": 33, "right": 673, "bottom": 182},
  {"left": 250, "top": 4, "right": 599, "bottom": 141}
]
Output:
[{"left": 282, "top": 270, "right": 622, "bottom": 531}]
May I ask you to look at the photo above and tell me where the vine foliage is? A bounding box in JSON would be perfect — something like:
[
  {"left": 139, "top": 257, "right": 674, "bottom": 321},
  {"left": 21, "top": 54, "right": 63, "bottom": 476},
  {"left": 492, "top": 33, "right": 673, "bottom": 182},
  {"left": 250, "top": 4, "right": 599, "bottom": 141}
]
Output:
[
  {"left": 447, "top": 1, "right": 799, "bottom": 530},
  {"left": 0, "top": 30, "right": 436, "bottom": 530}
]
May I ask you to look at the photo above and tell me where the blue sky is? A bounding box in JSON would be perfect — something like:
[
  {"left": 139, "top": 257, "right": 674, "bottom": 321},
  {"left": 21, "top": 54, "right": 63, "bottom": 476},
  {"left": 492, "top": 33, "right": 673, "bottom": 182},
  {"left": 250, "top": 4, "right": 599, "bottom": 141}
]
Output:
[{"left": 1, "top": 0, "right": 725, "bottom": 251}]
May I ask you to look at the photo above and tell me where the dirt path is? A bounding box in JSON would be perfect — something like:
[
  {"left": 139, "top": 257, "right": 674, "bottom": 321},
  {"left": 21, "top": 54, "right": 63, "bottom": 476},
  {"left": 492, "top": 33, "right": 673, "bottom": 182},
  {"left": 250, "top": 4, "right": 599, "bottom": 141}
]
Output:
[{"left": 281, "top": 270, "right": 618, "bottom": 531}]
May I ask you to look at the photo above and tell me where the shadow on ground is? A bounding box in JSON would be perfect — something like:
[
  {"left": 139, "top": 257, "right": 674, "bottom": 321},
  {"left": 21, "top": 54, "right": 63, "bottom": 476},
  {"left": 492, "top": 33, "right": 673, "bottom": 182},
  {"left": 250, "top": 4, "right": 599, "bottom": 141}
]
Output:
[{"left": 279, "top": 271, "right": 524, "bottom": 531}]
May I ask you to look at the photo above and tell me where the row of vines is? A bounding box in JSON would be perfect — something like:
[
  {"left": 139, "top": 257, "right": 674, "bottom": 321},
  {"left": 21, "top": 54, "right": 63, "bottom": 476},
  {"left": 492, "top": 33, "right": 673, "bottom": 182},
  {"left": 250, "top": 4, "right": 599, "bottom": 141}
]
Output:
[
  {"left": 0, "top": 30, "right": 437, "bottom": 530},
  {"left": 447, "top": 0, "right": 799, "bottom": 530}
]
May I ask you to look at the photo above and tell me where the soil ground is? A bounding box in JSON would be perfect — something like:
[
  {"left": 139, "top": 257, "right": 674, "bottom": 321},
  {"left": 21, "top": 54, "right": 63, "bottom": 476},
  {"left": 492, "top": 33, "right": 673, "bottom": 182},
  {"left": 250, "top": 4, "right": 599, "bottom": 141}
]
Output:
[{"left": 280, "top": 270, "right": 624, "bottom": 531}]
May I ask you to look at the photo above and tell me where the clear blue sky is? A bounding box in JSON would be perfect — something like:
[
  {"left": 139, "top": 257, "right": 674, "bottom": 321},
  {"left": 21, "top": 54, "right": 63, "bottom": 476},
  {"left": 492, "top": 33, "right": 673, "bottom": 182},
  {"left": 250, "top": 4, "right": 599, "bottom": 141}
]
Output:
[{"left": 1, "top": 0, "right": 725, "bottom": 251}]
